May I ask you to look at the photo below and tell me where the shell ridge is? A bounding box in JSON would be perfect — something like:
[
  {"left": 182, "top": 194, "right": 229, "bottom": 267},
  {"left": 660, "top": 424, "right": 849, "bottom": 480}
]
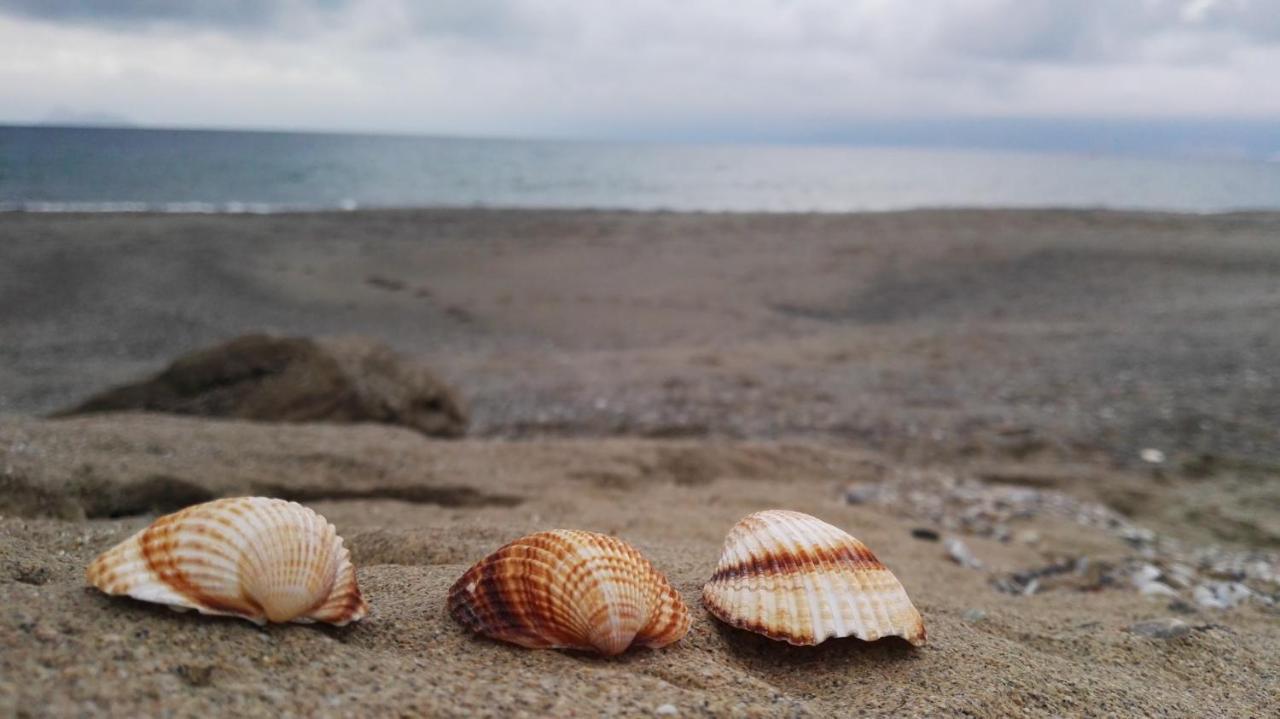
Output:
[
  {"left": 559, "top": 534, "right": 618, "bottom": 646},
  {"left": 761, "top": 515, "right": 807, "bottom": 641},
  {"left": 450, "top": 539, "right": 596, "bottom": 649},
  {"left": 300, "top": 525, "right": 363, "bottom": 625},
  {"left": 635, "top": 549, "right": 690, "bottom": 648},
  {"left": 783, "top": 509, "right": 844, "bottom": 637},
  {"left": 139, "top": 515, "right": 232, "bottom": 615},
  {"left": 775, "top": 512, "right": 821, "bottom": 643},
  {"left": 471, "top": 552, "right": 548, "bottom": 647},
  {"left": 540, "top": 532, "right": 610, "bottom": 646},
  {"left": 740, "top": 514, "right": 786, "bottom": 640},
  {"left": 570, "top": 535, "right": 645, "bottom": 654},
  {"left": 636, "top": 581, "right": 687, "bottom": 648},
  {"left": 802, "top": 513, "right": 864, "bottom": 641},
  {"left": 90, "top": 532, "right": 204, "bottom": 612},
  {"left": 473, "top": 549, "right": 583, "bottom": 649}
]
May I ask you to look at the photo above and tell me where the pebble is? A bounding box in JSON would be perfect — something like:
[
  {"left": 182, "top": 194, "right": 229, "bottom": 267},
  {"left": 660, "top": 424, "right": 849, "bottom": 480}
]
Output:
[
  {"left": 1163, "top": 563, "right": 1196, "bottom": 589},
  {"left": 945, "top": 538, "right": 983, "bottom": 569},
  {"left": 843, "top": 485, "right": 876, "bottom": 505},
  {"left": 32, "top": 624, "right": 60, "bottom": 643},
  {"left": 910, "top": 528, "right": 940, "bottom": 542},
  {"left": 655, "top": 703, "right": 678, "bottom": 716},
  {"left": 963, "top": 609, "right": 987, "bottom": 622},
  {"left": 1131, "top": 564, "right": 1161, "bottom": 585},
  {"left": 1194, "top": 582, "right": 1252, "bottom": 610},
  {"left": 1128, "top": 618, "right": 1190, "bottom": 639},
  {"left": 1120, "top": 527, "right": 1156, "bottom": 546},
  {"left": 1138, "top": 581, "right": 1179, "bottom": 599},
  {"left": 1139, "top": 448, "right": 1166, "bottom": 464}
]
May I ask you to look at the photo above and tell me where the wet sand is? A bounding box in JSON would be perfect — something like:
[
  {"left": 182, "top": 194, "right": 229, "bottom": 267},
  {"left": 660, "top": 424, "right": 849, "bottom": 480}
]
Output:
[{"left": 2, "top": 209, "right": 1278, "bottom": 717}]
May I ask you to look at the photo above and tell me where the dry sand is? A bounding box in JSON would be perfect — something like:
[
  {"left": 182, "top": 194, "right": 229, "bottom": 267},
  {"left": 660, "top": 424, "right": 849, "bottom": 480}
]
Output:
[{"left": 2, "top": 209, "right": 1279, "bottom": 717}]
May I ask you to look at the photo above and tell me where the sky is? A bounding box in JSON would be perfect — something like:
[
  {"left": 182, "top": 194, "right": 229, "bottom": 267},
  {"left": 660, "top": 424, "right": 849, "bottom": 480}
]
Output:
[{"left": 1, "top": 0, "right": 1278, "bottom": 156}]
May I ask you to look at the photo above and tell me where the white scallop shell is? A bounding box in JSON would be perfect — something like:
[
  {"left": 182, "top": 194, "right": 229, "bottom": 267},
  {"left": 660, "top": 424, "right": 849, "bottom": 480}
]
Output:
[
  {"left": 702, "top": 510, "right": 925, "bottom": 646},
  {"left": 86, "top": 497, "right": 367, "bottom": 625}
]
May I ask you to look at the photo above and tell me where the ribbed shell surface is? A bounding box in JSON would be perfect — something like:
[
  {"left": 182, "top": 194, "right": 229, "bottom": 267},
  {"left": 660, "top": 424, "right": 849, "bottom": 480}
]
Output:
[
  {"left": 702, "top": 510, "right": 925, "bottom": 646},
  {"left": 86, "top": 497, "right": 367, "bottom": 625},
  {"left": 447, "top": 529, "right": 690, "bottom": 655}
]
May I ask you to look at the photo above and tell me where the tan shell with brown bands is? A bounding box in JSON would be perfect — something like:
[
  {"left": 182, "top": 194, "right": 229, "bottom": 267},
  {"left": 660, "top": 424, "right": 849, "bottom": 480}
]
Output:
[
  {"left": 702, "top": 510, "right": 926, "bottom": 646},
  {"left": 86, "top": 497, "right": 367, "bottom": 626},
  {"left": 447, "top": 529, "right": 691, "bottom": 655}
]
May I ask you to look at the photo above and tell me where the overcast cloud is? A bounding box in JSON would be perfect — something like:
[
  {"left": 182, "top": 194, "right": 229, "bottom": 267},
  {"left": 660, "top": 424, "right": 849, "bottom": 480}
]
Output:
[{"left": 1, "top": 0, "right": 1277, "bottom": 147}]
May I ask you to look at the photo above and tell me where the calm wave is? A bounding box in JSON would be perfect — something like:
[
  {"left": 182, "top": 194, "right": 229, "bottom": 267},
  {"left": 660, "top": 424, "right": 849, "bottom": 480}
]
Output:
[{"left": 2, "top": 125, "right": 1278, "bottom": 213}]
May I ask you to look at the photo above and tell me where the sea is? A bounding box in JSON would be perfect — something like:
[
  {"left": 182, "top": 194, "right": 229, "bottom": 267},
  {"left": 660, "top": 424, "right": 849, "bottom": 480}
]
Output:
[{"left": 2, "top": 125, "right": 1279, "bottom": 214}]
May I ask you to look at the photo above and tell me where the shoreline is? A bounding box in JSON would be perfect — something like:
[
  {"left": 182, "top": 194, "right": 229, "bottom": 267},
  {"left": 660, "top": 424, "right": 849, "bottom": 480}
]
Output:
[{"left": 5, "top": 204, "right": 1280, "bottom": 217}]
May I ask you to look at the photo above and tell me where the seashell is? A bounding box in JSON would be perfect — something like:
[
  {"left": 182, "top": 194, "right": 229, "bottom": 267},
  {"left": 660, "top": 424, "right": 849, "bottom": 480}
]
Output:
[
  {"left": 447, "top": 529, "right": 690, "bottom": 655},
  {"left": 86, "top": 497, "right": 367, "bottom": 626},
  {"left": 702, "top": 510, "right": 925, "bottom": 646}
]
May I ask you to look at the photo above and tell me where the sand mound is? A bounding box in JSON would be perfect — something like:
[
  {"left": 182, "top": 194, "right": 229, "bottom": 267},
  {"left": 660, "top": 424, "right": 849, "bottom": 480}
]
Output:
[{"left": 54, "top": 334, "right": 468, "bottom": 438}]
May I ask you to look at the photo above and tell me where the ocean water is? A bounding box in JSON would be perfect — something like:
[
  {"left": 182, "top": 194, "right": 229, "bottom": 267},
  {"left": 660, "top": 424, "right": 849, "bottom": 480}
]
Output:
[{"left": 2, "top": 125, "right": 1278, "bottom": 213}]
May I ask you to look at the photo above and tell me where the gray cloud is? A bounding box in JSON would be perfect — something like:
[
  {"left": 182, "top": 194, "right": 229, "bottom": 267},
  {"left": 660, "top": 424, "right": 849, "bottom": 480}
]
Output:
[
  {"left": 4, "top": 0, "right": 1278, "bottom": 58},
  {"left": 905, "top": 0, "right": 1280, "bottom": 66},
  {"left": 0, "top": 0, "right": 532, "bottom": 38},
  {"left": 0, "top": 0, "right": 292, "bottom": 28},
  {"left": 0, "top": 0, "right": 1277, "bottom": 145}
]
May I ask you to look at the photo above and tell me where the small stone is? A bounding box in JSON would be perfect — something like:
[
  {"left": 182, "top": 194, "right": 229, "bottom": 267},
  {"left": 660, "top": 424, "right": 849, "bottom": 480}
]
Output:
[
  {"left": 174, "top": 664, "right": 216, "bottom": 688},
  {"left": 1140, "top": 448, "right": 1166, "bottom": 464},
  {"left": 1128, "top": 618, "right": 1191, "bottom": 639},
  {"left": 1167, "top": 599, "right": 1197, "bottom": 614},
  {"left": 1194, "top": 582, "right": 1251, "bottom": 610},
  {"left": 655, "top": 703, "right": 678, "bottom": 716},
  {"left": 1017, "top": 531, "right": 1041, "bottom": 545},
  {"left": 945, "top": 538, "right": 983, "bottom": 569},
  {"left": 1131, "top": 564, "right": 1161, "bottom": 584},
  {"left": 844, "top": 485, "right": 877, "bottom": 505},
  {"left": 1138, "top": 581, "right": 1179, "bottom": 599},
  {"left": 963, "top": 609, "right": 987, "bottom": 622},
  {"left": 1120, "top": 527, "right": 1156, "bottom": 546},
  {"left": 910, "top": 528, "right": 940, "bottom": 542},
  {"left": 1163, "top": 563, "right": 1196, "bottom": 589}
]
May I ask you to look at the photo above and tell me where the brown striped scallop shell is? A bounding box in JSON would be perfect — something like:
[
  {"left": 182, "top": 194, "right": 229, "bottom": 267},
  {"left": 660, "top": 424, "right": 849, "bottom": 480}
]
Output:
[
  {"left": 702, "top": 510, "right": 925, "bottom": 646},
  {"left": 86, "top": 497, "right": 367, "bottom": 626},
  {"left": 447, "top": 529, "right": 691, "bottom": 655}
]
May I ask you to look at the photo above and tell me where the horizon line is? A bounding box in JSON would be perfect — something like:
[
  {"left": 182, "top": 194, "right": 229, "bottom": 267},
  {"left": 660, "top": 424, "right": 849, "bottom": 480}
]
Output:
[{"left": 3, "top": 117, "right": 1278, "bottom": 161}]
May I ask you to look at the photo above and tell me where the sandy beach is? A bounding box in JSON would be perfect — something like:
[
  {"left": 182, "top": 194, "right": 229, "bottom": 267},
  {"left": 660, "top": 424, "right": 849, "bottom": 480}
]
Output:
[{"left": 2, "top": 208, "right": 1278, "bottom": 717}]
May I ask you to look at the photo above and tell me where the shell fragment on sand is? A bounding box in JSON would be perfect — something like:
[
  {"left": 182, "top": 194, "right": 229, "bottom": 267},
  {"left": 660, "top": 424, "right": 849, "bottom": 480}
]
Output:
[
  {"left": 447, "top": 529, "right": 691, "bottom": 656},
  {"left": 702, "top": 510, "right": 926, "bottom": 646},
  {"left": 86, "top": 497, "right": 367, "bottom": 626}
]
